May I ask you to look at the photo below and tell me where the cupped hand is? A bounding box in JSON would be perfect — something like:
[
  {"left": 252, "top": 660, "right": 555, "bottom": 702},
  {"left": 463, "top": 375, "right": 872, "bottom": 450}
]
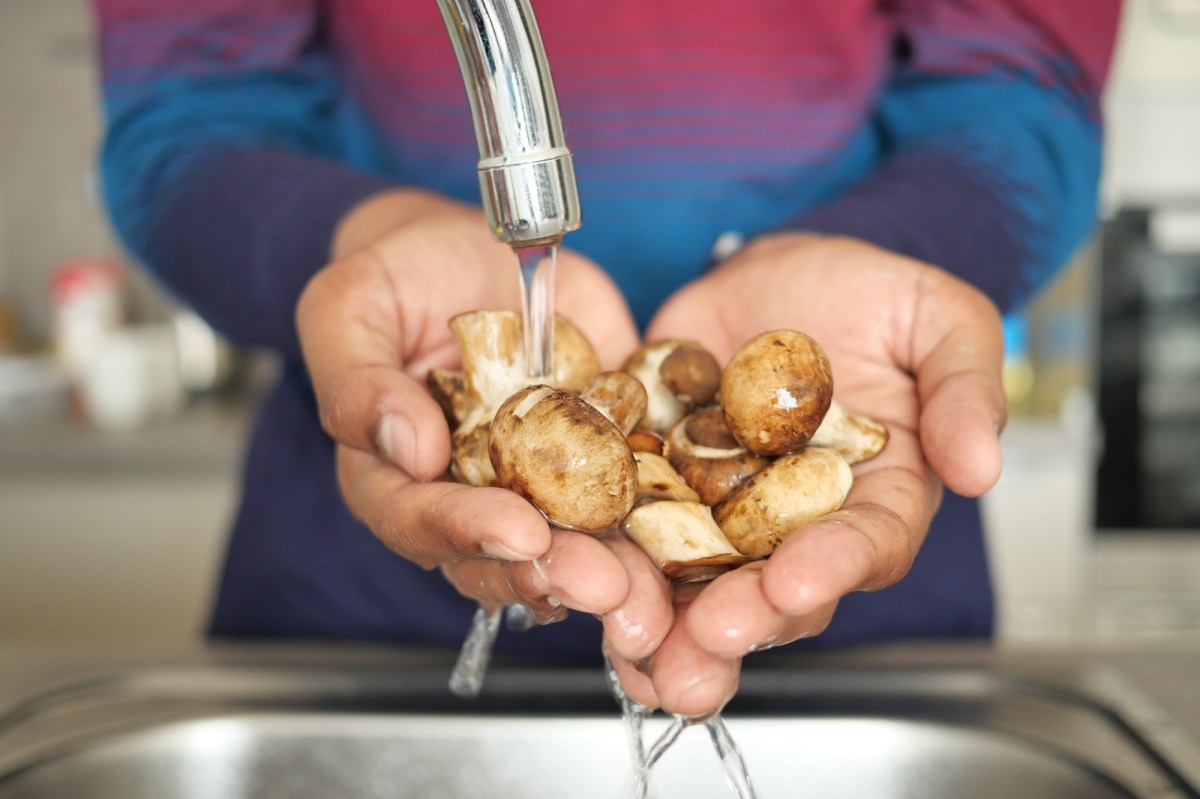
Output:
[
  {"left": 296, "top": 189, "right": 669, "bottom": 651},
  {"left": 614, "top": 233, "right": 1006, "bottom": 718}
]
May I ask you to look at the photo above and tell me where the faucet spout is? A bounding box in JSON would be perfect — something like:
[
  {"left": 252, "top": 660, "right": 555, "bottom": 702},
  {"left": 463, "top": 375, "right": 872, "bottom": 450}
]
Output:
[{"left": 436, "top": 0, "right": 581, "bottom": 248}]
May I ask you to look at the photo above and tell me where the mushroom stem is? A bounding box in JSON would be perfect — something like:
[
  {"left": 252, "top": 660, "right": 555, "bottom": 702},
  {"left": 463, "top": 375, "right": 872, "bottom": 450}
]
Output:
[
  {"left": 810, "top": 399, "right": 889, "bottom": 465},
  {"left": 634, "top": 452, "right": 701, "bottom": 503},
  {"left": 581, "top": 371, "right": 649, "bottom": 438},
  {"left": 623, "top": 501, "right": 751, "bottom": 583}
]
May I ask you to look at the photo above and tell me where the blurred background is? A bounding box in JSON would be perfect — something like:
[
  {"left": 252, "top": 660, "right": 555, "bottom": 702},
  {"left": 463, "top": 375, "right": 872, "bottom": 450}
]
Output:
[{"left": 0, "top": 0, "right": 1198, "bottom": 649}]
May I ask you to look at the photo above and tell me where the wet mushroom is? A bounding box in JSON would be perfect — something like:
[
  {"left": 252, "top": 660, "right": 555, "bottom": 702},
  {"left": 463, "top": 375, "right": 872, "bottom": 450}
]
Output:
[
  {"left": 489, "top": 385, "right": 638, "bottom": 532},
  {"left": 713, "top": 447, "right": 852, "bottom": 559},
  {"left": 442, "top": 310, "right": 601, "bottom": 486},
  {"left": 810, "top": 398, "right": 889, "bottom": 465},
  {"left": 622, "top": 340, "right": 722, "bottom": 433},
  {"left": 633, "top": 451, "right": 700, "bottom": 503},
  {"left": 623, "top": 501, "right": 751, "bottom": 583},
  {"left": 720, "top": 329, "right": 833, "bottom": 457},
  {"left": 580, "top": 371, "right": 648, "bottom": 437},
  {"left": 627, "top": 429, "right": 665, "bottom": 455},
  {"left": 665, "top": 405, "right": 770, "bottom": 507}
]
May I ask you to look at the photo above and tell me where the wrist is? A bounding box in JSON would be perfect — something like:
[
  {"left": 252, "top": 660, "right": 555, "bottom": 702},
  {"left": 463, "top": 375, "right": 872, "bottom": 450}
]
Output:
[{"left": 331, "top": 187, "right": 470, "bottom": 260}]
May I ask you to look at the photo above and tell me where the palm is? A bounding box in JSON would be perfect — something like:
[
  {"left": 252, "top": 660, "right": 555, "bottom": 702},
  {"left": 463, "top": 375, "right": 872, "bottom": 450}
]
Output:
[{"left": 614, "top": 234, "right": 1006, "bottom": 715}]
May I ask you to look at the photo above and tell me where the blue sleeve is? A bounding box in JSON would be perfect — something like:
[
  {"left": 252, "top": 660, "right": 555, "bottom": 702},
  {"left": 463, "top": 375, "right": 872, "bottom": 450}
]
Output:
[
  {"left": 791, "top": 0, "right": 1120, "bottom": 313},
  {"left": 94, "top": 0, "right": 391, "bottom": 358}
]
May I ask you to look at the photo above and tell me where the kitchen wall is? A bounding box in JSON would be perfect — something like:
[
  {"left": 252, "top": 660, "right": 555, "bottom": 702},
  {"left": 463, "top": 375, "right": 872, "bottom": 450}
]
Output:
[
  {"left": 1, "top": 0, "right": 1198, "bottom": 648},
  {"left": 0, "top": 0, "right": 167, "bottom": 344}
]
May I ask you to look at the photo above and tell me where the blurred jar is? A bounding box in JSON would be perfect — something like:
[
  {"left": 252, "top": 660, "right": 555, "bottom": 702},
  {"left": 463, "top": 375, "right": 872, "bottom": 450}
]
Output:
[
  {"left": 50, "top": 258, "right": 125, "bottom": 377},
  {"left": 78, "top": 324, "right": 185, "bottom": 430}
]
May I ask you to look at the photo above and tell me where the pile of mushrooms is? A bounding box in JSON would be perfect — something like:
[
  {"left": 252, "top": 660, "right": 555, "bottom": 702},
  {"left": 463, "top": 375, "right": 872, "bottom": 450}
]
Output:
[{"left": 429, "top": 311, "right": 888, "bottom": 582}]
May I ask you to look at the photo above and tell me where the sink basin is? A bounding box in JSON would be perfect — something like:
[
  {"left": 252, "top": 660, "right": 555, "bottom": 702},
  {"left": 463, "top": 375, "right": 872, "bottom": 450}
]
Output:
[{"left": 0, "top": 654, "right": 1197, "bottom": 798}]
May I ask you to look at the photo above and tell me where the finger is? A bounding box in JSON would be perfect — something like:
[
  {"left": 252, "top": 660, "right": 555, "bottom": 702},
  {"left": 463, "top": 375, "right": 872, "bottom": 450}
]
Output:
[
  {"left": 599, "top": 533, "right": 674, "bottom": 662},
  {"left": 338, "top": 446, "right": 551, "bottom": 567},
  {"left": 442, "top": 530, "right": 632, "bottom": 615},
  {"left": 440, "top": 557, "right": 567, "bottom": 620},
  {"left": 910, "top": 272, "right": 1006, "bottom": 497},
  {"left": 605, "top": 648, "right": 660, "bottom": 709},
  {"left": 685, "top": 563, "right": 836, "bottom": 658},
  {"left": 297, "top": 253, "right": 452, "bottom": 479},
  {"left": 650, "top": 584, "right": 741, "bottom": 719}
]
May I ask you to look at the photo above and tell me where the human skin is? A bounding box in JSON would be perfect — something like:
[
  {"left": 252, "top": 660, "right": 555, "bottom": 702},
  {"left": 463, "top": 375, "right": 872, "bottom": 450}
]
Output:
[
  {"left": 297, "top": 188, "right": 673, "bottom": 662},
  {"left": 298, "top": 192, "right": 1005, "bottom": 720},
  {"left": 608, "top": 233, "right": 1006, "bottom": 717}
]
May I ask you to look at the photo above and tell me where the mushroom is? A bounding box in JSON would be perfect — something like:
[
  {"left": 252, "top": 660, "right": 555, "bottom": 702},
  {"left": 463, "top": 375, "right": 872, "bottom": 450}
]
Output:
[
  {"left": 634, "top": 451, "right": 700, "bottom": 503},
  {"left": 809, "top": 399, "right": 889, "bottom": 465},
  {"left": 427, "top": 368, "right": 472, "bottom": 429},
  {"left": 627, "top": 429, "right": 665, "bottom": 455},
  {"left": 450, "top": 423, "right": 496, "bottom": 487},
  {"left": 442, "top": 310, "right": 601, "bottom": 486},
  {"left": 713, "top": 447, "right": 852, "bottom": 559},
  {"left": 720, "top": 330, "right": 833, "bottom": 457},
  {"left": 623, "top": 501, "right": 751, "bottom": 583},
  {"left": 622, "top": 340, "right": 722, "bottom": 433},
  {"left": 665, "top": 405, "right": 770, "bottom": 507},
  {"left": 580, "top": 371, "right": 648, "bottom": 437},
  {"left": 489, "top": 385, "right": 638, "bottom": 532}
]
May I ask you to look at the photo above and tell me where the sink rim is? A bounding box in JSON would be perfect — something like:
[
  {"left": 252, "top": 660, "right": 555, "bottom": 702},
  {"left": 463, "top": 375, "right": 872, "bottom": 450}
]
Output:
[{"left": 0, "top": 656, "right": 1197, "bottom": 798}]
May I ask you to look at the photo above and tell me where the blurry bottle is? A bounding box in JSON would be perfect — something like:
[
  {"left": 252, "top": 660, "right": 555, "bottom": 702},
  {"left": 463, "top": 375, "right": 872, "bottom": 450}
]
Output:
[{"left": 50, "top": 257, "right": 125, "bottom": 377}]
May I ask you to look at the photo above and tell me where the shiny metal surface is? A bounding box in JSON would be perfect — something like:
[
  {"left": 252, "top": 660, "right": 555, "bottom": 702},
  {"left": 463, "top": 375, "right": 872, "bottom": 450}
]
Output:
[
  {"left": 436, "top": 0, "right": 581, "bottom": 246},
  {"left": 0, "top": 659, "right": 1197, "bottom": 798},
  {"left": 0, "top": 715, "right": 1145, "bottom": 799}
]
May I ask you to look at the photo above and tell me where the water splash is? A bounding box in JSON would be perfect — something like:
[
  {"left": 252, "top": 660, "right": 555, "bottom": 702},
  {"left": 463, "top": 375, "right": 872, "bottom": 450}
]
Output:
[
  {"left": 706, "top": 715, "right": 759, "bottom": 799},
  {"left": 448, "top": 606, "right": 503, "bottom": 698},
  {"left": 604, "top": 656, "right": 654, "bottom": 799}
]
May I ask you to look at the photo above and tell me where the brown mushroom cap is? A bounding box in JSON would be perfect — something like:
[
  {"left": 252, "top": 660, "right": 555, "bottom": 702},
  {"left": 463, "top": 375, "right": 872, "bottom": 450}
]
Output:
[
  {"left": 660, "top": 344, "right": 721, "bottom": 407},
  {"left": 713, "top": 447, "right": 852, "bottom": 559},
  {"left": 720, "top": 330, "right": 833, "bottom": 457},
  {"left": 621, "top": 339, "right": 720, "bottom": 433},
  {"left": 489, "top": 385, "right": 637, "bottom": 532},
  {"left": 665, "top": 406, "right": 770, "bottom": 507}
]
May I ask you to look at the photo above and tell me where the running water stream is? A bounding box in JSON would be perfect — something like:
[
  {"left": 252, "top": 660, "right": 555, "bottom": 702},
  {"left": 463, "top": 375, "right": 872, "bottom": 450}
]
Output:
[
  {"left": 447, "top": 244, "right": 558, "bottom": 699},
  {"left": 445, "top": 245, "right": 758, "bottom": 799}
]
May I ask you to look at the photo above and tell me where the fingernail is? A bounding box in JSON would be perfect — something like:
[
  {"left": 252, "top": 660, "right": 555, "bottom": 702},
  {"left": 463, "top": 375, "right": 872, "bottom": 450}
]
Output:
[
  {"left": 481, "top": 539, "right": 538, "bottom": 561},
  {"left": 377, "top": 413, "right": 416, "bottom": 472}
]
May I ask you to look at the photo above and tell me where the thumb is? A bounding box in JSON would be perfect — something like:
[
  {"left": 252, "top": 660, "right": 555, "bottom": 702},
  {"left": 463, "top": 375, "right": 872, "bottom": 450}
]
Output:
[{"left": 911, "top": 273, "right": 1007, "bottom": 497}]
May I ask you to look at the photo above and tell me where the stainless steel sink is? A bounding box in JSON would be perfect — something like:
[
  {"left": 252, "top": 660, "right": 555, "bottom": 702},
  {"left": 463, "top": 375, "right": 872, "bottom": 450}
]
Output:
[{"left": 0, "top": 653, "right": 1197, "bottom": 798}]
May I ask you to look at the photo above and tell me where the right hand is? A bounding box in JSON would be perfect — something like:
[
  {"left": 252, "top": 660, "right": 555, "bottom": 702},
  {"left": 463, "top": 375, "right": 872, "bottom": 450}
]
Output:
[{"left": 297, "top": 189, "right": 670, "bottom": 662}]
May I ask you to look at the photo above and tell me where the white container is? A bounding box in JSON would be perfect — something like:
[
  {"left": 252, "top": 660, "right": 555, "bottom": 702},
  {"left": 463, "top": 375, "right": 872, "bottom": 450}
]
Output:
[{"left": 78, "top": 325, "right": 185, "bottom": 430}]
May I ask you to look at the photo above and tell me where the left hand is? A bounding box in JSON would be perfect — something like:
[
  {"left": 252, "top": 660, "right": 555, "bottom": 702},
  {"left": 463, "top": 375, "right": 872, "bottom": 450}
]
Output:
[{"left": 608, "top": 233, "right": 1006, "bottom": 717}]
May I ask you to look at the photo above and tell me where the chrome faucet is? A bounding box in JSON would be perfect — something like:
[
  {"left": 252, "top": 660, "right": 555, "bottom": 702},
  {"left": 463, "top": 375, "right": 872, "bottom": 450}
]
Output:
[{"left": 436, "top": 0, "right": 581, "bottom": 248}]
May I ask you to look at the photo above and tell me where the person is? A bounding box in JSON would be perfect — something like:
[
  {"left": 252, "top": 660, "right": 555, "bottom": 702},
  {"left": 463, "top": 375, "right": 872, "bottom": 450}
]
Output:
[{"left": 91, "top": 0, "right": 1120, "bottom": 718}]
